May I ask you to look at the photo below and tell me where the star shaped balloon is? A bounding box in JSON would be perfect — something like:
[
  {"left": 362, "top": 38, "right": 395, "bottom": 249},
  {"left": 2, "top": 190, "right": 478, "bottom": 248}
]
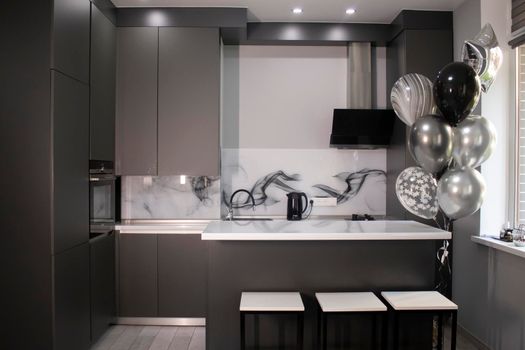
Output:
[{"left": 461, "top": 23, "right": 503, "bottom": 93}]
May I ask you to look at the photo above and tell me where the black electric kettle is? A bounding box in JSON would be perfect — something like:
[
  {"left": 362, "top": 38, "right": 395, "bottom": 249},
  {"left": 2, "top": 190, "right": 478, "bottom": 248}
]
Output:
[{"left": 286, "top": 192, "right": 308, "bottom": 221}]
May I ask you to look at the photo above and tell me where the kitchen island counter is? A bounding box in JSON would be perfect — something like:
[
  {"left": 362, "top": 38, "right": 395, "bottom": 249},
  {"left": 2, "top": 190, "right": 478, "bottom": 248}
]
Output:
[
  {"left": 202, "top": 219, "right": 451, "bottom": 240},
  {"left": 205, "top": 219, "right": 449, "bottom": 350}
]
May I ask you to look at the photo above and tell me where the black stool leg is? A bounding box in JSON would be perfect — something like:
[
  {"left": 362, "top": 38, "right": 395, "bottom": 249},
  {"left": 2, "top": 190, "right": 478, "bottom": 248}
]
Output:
[
  {"left": 240, "top": 312, "right": 246, "bottom": 350},
  {"left": 392, "top": 312, "right": 399, "bottom": 350},
  {"left": 322, "top": 313, "right": 328, "bottom": 350},
  {"left": 451, "top": 311, "right": 457, "bottom": 350},
  {"left": 372, "top": 313, "right": 377, "bottom": 350},
  {"left": 381, "top": 313, "right": 388, "bottom": 350},
  {"left": 297, "top": 312, "right": 304, "bottom": 350},
  {"left": 317, "top": 305, "right": 322, "bottom": 349},
  {"left": 437, "top": 313, "right": 443, "bottom": 350}
]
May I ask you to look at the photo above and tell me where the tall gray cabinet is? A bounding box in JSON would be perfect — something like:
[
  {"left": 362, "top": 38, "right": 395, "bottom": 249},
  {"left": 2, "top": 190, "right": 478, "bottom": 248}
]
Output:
[
  {"left": 1, "top": 0, "right": 92, "bottom": 349},
  {"left": 116, "top": 27, "right": 220, "bottom": 176}
]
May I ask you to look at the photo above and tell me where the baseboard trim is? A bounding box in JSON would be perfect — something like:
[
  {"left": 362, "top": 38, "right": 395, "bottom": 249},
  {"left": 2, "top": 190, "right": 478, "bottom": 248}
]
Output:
[
  {"left": 116, "top": 317, "right": 206, "bottom": 326},
  {"left": 458, "top": 324, "right": 490, "bottom": 350}
]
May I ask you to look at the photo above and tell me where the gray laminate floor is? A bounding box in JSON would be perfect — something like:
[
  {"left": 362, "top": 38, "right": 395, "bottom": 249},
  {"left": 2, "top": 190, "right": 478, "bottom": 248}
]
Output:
[
  {"left": 91, "top": 324, "right": 483, "bottom": 350},
  {"left": 91, "top": 326, "right": 205, "bottom": 350}
]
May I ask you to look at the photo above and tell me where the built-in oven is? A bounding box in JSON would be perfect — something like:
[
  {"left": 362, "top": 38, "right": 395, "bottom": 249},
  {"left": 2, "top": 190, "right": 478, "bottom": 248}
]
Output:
[{"left": 90, "top": 160, "right": 120, "bottom": 238}]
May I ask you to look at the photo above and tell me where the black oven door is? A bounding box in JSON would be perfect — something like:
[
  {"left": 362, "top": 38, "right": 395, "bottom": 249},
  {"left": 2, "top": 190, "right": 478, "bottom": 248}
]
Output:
[{"left": 89, "top": 174, "right": 119, "bottom": 224}]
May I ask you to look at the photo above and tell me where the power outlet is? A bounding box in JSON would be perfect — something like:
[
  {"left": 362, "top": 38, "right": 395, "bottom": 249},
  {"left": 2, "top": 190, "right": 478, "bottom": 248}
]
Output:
[{"left": 311, "top": 197, "right": 337, "bottom": 207}]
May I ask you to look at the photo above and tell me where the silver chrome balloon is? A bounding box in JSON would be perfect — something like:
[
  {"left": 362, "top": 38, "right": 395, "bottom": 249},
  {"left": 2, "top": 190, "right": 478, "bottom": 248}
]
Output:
[
  {"left": 395, "top": 167, "right": 439, "bottom": 219},
  {"left": 462, "top": 23, "right": 503, "bottom": 93},
  {"left": 391, "top": 73, "right": 437, "bottom": 126},
  {"left": 408, "top": 115, "right": 453, "bottom": 174},
  {"left": 453, "top": 115, "right": 497, "bottom": 168},
  {"left": 437, "top": 167, "right": 486, "bottom": 220}
]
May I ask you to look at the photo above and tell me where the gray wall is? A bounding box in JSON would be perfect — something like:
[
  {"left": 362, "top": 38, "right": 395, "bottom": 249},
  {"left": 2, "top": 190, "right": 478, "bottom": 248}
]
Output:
[
  {"left": 453, "top": 1, "right": 525, "bottom": 349},
  {"left": 451, "top": 0, "right": 489, "bottom": 344}
]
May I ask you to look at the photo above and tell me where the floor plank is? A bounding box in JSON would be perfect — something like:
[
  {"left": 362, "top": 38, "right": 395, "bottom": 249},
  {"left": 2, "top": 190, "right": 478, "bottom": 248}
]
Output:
[
  {"left": 148, "top": 326, "right": 178, "bottom": 350},
  {"left": 109, "top": 326, "right": 144, "bottom": 350},
  {"left": 129, "top": 326, "right": 161, "bottom": 350},
  {"left": 92, "top": 325, "right": 127, "bottom": 350},
  {"left": 188, "top": 327, "right": 205, "bottom": 350},
  {"left": 168, "top": 327, "right": 195, "bottom": 350}
]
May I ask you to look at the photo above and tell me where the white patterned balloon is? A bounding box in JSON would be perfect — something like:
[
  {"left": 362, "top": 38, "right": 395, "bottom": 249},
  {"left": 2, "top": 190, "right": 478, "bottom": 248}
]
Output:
[
  {"left": 391, "top": 73, "right": 437, "bottom": 126},
  {"left": 395, "top": 167, "right": 439, "bottom": 219}
]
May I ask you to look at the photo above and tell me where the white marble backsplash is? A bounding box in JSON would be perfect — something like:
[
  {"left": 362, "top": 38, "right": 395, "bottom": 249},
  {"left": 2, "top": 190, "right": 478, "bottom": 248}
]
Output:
[
  {"left": 222, "top": 148, "right": 387, "bottom": 216},
  {"left": 121, "top": 176, "right": 221, "bottom": 219}
]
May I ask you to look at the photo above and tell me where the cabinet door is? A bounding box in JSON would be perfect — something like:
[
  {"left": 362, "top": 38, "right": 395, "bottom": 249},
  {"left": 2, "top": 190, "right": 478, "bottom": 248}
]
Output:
[
  {"left": 52, "top": 71, "right": 89, "bottom": 254},
  {"left": 158, "top": 27, "right": 220, "bottom": 176},
  {"left": 54, "top": 243, "right": 91, "bottom": 350},
  {"left": 90, "top": 4, "right": 116, "bottom": 161},
  {"left": 118, "top": 234, "right": 158, "bottom": 317},
  {"left": 52, "top": 0, "right": 90, "bottom": 83},
  {"left": 116, "top": 27, "right": 158, "bottom": 175},
  {"left": 158, "top": 234, "right": 207, "bottom": 317},
  {"left": 90, "top": 233, "right": 116, "bottom": 343}
]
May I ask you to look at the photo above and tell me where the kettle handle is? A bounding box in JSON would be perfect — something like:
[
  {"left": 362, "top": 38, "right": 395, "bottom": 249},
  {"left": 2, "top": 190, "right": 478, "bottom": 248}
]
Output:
[{"left": 301, "top": 193, "right": 308, "bottom": 214}]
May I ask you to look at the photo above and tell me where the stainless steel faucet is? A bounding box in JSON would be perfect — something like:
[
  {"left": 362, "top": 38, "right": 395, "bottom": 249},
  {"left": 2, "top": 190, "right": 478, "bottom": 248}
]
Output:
[{"left": 227, "top": 189, "right": 256, "bottom": 221}]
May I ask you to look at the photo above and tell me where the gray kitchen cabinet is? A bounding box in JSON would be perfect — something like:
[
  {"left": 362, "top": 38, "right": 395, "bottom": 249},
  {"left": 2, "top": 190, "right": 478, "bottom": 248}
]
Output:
[
  {"left": 90, "top": 4, "right": 116, "bottom": 161},
  {"left": 158, "top": 27, "right": 220, "bottom": 176},
  {"left": 54, "top": 243, "right": 91, "bottom": 350},
  {"left": 118, "top": 234, "right": 158, "bottom": 317},
  {"left": 90, "top": 233, "right": 116, "bottom": 343},
  {"left": 158, "top": 234, "right": 208, "bottom": 317},
  {"left": 52, "top": 71, "right": 89, "bottom": 254},
  {"left": 52, "top": 0, "right": 90, "bottom": 83},
  {"left": 116, "top": 27, "right": 158, "bottom": 175}
]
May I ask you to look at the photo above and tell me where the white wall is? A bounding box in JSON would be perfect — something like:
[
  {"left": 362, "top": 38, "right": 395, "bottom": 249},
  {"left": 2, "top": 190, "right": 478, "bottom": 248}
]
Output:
[
  {"left": 480, "top": 0, "right": 514, "bottom": 235},
  {"left": 222, "top": 45, "right": 388, "bottom": 149}
]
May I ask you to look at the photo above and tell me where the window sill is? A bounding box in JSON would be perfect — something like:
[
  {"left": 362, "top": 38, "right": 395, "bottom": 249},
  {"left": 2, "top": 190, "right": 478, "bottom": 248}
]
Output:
[{"left": 471, "top": 235, "right": 525, "bottom": 259}]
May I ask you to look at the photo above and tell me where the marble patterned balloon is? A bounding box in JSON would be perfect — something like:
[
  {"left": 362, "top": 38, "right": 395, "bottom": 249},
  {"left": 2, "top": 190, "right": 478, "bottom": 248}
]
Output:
[
  {"left": 395, "top": 167, "right": 439, "bottom": 219},
  {"left": 391, "top": 73, "right": 437, "bottom": 126},
  {"left": 462, "top": 23, "right": 503, "bottom": 93}
]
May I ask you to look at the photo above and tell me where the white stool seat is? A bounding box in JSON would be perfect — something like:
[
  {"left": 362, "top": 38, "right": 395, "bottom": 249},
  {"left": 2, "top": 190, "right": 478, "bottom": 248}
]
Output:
[
  {"left": 381, "top": 291, "right": 458, "bottom": 311},
  {"left": 316, "top": 292, "right": 387, "bottom": 312},
  {"left": 240, "top": 292, "right": 305, "bottom": 312}
]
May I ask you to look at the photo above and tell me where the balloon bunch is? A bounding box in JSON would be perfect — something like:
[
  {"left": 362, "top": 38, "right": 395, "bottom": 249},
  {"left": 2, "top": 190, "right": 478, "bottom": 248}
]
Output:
[{"left": 391, "top": 24, "right": 501, "bottom": 229}]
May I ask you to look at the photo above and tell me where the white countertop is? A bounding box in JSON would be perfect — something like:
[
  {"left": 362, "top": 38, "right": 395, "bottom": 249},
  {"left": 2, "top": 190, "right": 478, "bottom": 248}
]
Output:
[
  {"left": 202, "top": 220, "right": 451, "bottom": 241},
  {"left": 115, "top": 220, "right": 211, "bottom": 234}
]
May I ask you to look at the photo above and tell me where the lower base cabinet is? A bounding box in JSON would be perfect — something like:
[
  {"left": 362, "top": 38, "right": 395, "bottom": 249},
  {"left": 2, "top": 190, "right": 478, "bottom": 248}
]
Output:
[
  {"left": 158, "top": 234, "right": 207, "bottom": 317},
  {"left": 54, "top": 243, "right": 91, "bottom": 350},
  {"left": 117, "top": 233, "right": 207, "bottom": 318},
  {"left": 90, "top": 233, "right": 116, "bottom": 342},
  {"left": 118, "top": 234, "right": 158, "bottom": 317}
]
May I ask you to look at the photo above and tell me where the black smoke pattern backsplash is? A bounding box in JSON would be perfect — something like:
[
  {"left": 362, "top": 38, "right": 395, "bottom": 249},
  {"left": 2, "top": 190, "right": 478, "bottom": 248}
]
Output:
[
  {"left": 313, "top": 169, "right": 386, "bottom": 204},
  {"left": 222, "top": 169, "right": 385, "bottom": 208}
]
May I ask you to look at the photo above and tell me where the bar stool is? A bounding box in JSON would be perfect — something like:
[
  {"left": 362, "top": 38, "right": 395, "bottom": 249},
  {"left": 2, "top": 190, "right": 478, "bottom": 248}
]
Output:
[
  {"left": 240, "top": 292, "right": 304, "bottom": 350},
  {"left": 316, "top": 292, "right": 388, "bottom": 350},
  {"left": 381, "top": 291, "right": 458, "bottom": 350}
]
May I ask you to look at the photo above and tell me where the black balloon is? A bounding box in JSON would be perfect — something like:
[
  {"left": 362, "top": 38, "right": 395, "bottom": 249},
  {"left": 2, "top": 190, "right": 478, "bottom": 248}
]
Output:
[{"left": 433, "top": 62, "right": 481, "bottom": 126}]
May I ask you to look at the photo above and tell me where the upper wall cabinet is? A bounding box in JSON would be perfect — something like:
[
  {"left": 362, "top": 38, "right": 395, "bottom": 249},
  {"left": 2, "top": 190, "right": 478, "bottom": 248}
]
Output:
[
  {"left": 116, "top": 27, "right": 220, "bottom": 176},
  {"left": 158, "top": 28, "right": 220, "bottom": 176},
  {"left": 52, "top": 0, "right": 90, "bottom": 83},
  {"left": 90, "top": 4, "right": 116, "bottom": 161},
  {"left": 116, "top": 27, "right": 158, "bottom": 175}
]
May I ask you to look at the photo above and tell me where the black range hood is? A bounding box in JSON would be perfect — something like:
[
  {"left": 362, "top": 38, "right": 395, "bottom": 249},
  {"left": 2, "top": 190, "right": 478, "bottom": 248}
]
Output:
[{"left": 329, "top": 109, "right": 395, "bottom": 149}]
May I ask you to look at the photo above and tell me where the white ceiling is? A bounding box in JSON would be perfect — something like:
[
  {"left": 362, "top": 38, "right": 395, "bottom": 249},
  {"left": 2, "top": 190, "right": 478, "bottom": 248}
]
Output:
[{"left": 111, "top": 0, "right": 465, "bottom": 23}]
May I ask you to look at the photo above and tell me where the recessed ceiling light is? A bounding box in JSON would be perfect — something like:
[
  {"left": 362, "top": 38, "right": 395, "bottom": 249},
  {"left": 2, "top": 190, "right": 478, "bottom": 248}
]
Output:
[
  {"left": 292, "top": 8, "right": 303, "bottom": 14},
  {"left": 346, "top": 8, "right": 356, "bottom": 15}
]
